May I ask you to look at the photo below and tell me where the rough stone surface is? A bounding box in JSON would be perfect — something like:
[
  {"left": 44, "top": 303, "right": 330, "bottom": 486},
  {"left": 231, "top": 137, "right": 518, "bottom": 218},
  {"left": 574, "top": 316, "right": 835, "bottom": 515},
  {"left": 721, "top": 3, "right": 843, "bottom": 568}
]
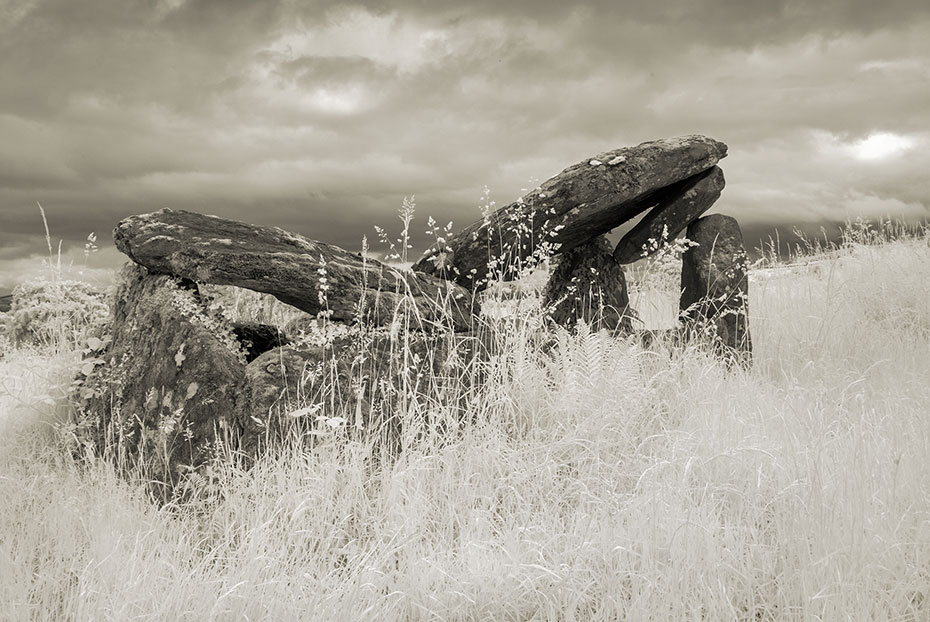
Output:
[
  {"left": 73, "top": 265, "right": 476, "bottom": 487},
  {"left": 114, "top": 209, "right": 476, "bottom": 331},
  {"left": 542, "top": 236, "right": 632, "bottom": 333},
  {"left": 74, "top": 264, "right": 249, "bottom": 490},
  {"left": 680, "top": 214, "right": 752, "bottom": 366},
  {"left": 0, "top": 294, "right": 10, "bottom": 313},
  {"left": 240, "top": 332, "right": 476, "bottom": 454},
  {"left": 412, "top": 135, "right": 727, "bottom": 290},
  {"left": 614, "top": 166, "right": 726, "bottom": 264}
]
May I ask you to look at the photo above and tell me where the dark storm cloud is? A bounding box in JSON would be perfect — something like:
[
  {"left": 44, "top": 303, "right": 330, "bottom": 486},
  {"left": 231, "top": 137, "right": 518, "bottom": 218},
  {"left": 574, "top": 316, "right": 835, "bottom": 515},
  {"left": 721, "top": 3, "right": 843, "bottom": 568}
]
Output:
[{"left": 1, "top": 0, "right": 929, "bottom": 290}]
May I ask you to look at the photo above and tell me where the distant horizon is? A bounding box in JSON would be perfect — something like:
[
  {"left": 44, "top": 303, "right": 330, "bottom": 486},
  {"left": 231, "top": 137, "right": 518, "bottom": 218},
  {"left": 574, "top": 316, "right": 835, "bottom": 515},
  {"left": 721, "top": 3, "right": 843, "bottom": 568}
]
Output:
[{"left": 1, "top": 211, "right": 922, "bottom": 297}]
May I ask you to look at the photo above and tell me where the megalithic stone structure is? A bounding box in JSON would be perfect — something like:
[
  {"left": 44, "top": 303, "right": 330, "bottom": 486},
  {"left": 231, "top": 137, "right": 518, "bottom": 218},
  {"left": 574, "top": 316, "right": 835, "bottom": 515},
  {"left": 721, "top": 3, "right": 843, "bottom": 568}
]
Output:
[
  {"left": 113, "top": 209, "right": 476, "bottom": 331},
  {"left": 73, "top": 136, "right": 755, "bottom": 490},
  {"left": 412, "top": 135, "right": 728, "bottom": 290},
  {"left": 679, "top": 214, "right": 752, "bottom": 367}
]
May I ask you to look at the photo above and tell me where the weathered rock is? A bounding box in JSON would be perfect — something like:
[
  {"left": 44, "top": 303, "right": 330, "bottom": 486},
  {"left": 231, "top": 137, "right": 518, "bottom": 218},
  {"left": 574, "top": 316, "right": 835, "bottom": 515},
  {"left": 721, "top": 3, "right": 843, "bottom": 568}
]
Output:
[
  {"left": 74, "top": 264, "right": 248, "bottom": 489},
  {"left": 412, "top": 135, "right": 727, "bottom": 290},
  {"left": 680, "top": 214, "right": 752, "bottom": 367},
  {"left": 614, "top": 166, "right": 726, "bottom": 264},
  {"left": 240, "top": 332, "right": 477, "bottom": 454},
  {"left": 114, "top": 209, "right": 476, "bottom": 331},
  {"left": 542, "top": 236, "right": 633, "bottom": 333},
  {"left": 232, "top": 322, "right": 290, "bottom": 363},
  {"left": 0, "top": 294, "right": 11, "bottom": 313},
  {"left": 73, "top": 264, "right": 480, "bottom": 489}
]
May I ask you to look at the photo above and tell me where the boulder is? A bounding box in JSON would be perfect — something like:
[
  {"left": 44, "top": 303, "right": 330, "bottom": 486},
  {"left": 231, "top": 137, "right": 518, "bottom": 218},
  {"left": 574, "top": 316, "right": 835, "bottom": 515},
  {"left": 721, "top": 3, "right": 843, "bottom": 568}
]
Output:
[
  {"left": 240, "top": 332, "right": 476, "bottom": 454},
  {"left": 72, "top": 264, "right": 476, "bottom": 488},
  {"left": 614, "top": 166, "right": 726, "bottom": 264},
  {"left": 542, "top": 236, "right": 633, "bottom": 333},
  {"left": 114, "top": 209, "right": 475, "bottom": 331},
  {"left": 412, "top": 135, "right": 727, "bottom": 290},
  {"left": 74, "top": 264, "right": 249, "bottom": 491},
  {"left": 680, "top": 215, "right": 752, "bottom": 367}
]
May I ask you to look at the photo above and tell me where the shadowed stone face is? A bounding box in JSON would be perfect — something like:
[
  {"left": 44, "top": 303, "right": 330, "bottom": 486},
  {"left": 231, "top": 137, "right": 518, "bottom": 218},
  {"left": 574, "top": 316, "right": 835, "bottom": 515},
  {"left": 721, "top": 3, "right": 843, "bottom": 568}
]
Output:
[
  {"left": 543, "top": 236, "right": 632, "bottom": 333},
  {"left": 74, "top": 264, "right": 249, "bottom": 490},
  {"left": 614, "top": 166, "right": 726, "bottom": 264}
]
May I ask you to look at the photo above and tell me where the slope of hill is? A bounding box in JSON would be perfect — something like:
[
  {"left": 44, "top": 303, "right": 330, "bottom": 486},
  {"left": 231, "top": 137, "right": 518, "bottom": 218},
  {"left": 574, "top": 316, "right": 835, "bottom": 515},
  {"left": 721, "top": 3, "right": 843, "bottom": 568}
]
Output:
[{"left": 1, "top": 230, "right": 928, "bottom": 620}]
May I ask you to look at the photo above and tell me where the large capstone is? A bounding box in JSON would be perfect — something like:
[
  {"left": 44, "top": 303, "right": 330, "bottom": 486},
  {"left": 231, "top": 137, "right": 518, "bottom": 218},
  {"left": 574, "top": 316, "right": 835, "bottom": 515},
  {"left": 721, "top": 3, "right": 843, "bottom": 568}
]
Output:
[
  {"left": 114, "top": 209, "right": 476, "bottom": 331},
  {"left": 412, "top": 135, "right": 728, "bottom": 290}
]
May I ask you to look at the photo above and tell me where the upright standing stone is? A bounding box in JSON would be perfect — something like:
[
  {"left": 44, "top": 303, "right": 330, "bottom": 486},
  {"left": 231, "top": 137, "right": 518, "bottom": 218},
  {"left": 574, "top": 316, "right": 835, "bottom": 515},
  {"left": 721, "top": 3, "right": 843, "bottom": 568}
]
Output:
[
  {"left": 543, "top": 236, "right": 632, "bottom": 333},
  {"left": 74, "top": 264, "right": 250, "bottom": 492},
  {"left": 680, "top": 214, "right": 752, "bottom": 366}
]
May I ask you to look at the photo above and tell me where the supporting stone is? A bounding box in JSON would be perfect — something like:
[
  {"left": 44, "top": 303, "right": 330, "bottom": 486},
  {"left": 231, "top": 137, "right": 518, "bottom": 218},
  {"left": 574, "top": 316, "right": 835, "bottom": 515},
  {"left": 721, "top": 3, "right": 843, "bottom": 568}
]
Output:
[
  {"left": 240, "top": 332, "right": 475, "bottom": 455},
  {"left": 542, "top": 236, "right": 633, "bottom": 333},
  {"left": 679, "top": 214, "right": 752, "bottom": 367},
  {"left": 73, "top": 264, "right": 249, "bottom": 492}
]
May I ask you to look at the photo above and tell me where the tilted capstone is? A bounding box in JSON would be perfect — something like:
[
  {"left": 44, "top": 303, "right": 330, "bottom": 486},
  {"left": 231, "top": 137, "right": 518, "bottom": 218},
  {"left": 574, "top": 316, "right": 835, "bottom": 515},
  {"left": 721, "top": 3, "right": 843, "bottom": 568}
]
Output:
[{"left": 412, "top": 135, "right": 728, "bottom": 290}]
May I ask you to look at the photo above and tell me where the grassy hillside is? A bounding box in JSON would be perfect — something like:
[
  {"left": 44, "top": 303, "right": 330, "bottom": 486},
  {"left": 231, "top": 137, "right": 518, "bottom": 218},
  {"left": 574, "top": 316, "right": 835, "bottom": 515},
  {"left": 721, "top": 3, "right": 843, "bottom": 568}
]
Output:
[{"left": 1, "top": 226, "right": 929, "bottom": 621}]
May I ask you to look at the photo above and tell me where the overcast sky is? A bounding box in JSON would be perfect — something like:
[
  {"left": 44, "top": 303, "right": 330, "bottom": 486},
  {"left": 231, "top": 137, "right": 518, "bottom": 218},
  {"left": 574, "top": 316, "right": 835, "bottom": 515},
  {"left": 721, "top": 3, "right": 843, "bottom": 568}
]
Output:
[{"left": 1, "top": 0, "right": 928, "bottom": 291}]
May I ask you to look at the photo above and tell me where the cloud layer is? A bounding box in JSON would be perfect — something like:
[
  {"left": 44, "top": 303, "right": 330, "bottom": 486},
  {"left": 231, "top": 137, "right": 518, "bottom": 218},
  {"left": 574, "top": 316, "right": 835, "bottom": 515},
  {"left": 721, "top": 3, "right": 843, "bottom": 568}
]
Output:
[{"left": 1, "top": 0, "right": 929, "bottom": 289}]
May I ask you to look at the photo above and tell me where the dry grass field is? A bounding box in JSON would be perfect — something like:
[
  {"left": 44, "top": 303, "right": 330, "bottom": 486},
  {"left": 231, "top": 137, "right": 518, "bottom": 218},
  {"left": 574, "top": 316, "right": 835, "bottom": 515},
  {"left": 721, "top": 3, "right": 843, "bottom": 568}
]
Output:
[{"left": 1, "top": 223, "right": 929, "bottom": 621}]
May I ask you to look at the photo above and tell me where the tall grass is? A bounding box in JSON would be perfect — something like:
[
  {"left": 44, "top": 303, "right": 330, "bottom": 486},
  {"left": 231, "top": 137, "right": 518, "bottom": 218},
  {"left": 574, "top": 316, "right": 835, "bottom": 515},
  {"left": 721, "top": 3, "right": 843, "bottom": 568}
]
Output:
[{"left": 2, "top": 220, "right": 930, "bottom": 620}]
